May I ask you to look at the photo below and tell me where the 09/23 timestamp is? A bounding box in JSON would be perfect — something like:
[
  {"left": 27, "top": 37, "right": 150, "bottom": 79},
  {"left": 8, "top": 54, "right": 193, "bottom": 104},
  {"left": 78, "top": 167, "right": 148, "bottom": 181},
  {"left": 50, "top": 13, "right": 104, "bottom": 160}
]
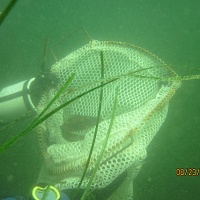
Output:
[{"left": 176, "top": 168, "right": 200, "bottom": 176}]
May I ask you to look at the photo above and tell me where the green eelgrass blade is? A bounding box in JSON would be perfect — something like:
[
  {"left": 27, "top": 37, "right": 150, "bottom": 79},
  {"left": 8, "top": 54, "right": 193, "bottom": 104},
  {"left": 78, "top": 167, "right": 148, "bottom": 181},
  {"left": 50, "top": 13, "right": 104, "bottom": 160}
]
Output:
[
  {"left": 0, "top": 75, "right": 117, "bottom": 154},
  {"left": 2, "top": 63, "right": 192, "bottom": 154},
  {"left": 0, "top": 0, "right": 18, "bottom": 26},
  {"left": 35, "top": 66, "right": 162, "bottom": 130},
  {"left": 75, "top": 51, "right": 105, "bottom": 198},
  {"left": 0, "top": 74, "right": 75, "bottom": 154},
  {"left": 32, "top": 78, "right": 117, "bottom": 130},
  {"left": 0, "top": 112, "right": 31, "bottom": 133},
  {"left": 41, "top": 185, "right": 50, "bottom": 200},
  {"left": 81, "top": 87, "right": 119, "bottom": 200},
  {"left": 0, "top": 66, "right": 160, "bottom": 154},
  {"left": 38, "top": 73, "right": 75, "bottom": 119}
]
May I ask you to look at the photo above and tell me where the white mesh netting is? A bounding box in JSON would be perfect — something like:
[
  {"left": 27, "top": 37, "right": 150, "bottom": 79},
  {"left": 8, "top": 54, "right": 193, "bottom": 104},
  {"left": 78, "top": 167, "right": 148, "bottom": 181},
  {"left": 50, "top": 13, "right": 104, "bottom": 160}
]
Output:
[{"left": 36, "top": 40, "right": 181, "bottom": 199}]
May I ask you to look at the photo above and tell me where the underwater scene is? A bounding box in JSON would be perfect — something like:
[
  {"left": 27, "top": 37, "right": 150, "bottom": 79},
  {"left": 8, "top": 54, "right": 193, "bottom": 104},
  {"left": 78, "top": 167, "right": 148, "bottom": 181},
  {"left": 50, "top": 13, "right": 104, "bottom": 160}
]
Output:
[{"left": 0, "top": 0, "right": 200, "bottom": 200}]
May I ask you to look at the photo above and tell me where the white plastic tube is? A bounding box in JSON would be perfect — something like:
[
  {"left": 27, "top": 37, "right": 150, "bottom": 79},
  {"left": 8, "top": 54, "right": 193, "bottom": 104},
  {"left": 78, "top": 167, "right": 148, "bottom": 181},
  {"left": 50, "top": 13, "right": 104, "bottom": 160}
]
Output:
[{"left": 0, "top": 78, "right": 36, "bottom": 122}]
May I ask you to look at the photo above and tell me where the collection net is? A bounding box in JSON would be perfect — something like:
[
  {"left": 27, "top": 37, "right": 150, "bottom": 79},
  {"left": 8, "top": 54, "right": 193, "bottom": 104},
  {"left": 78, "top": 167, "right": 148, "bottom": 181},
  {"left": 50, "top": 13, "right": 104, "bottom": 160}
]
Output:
[{"left": 37, "top": 40, "right": 181, "bottom": 199}]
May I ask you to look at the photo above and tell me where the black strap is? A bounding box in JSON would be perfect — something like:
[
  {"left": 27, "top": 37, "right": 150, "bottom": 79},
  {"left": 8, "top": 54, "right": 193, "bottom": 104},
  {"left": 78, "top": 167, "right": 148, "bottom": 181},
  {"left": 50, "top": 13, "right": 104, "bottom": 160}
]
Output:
[{"left": 22, "top": 80, "right": 34, "bottom": 111}]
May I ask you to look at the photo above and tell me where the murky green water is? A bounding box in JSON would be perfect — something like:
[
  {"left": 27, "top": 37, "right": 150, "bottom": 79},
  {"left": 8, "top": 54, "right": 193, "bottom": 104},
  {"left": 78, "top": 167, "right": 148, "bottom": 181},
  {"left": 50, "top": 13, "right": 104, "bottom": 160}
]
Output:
[{"left": 0, "top": 0, "right": 199, "bottom": 199}]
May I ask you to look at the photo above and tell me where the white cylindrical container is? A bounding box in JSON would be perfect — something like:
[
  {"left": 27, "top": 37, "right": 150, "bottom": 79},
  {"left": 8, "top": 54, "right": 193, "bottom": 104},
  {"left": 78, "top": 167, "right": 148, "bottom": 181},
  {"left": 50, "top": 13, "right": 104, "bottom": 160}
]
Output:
[{"left": 0, "top": 78, "right": 37, "bottom": 122}]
